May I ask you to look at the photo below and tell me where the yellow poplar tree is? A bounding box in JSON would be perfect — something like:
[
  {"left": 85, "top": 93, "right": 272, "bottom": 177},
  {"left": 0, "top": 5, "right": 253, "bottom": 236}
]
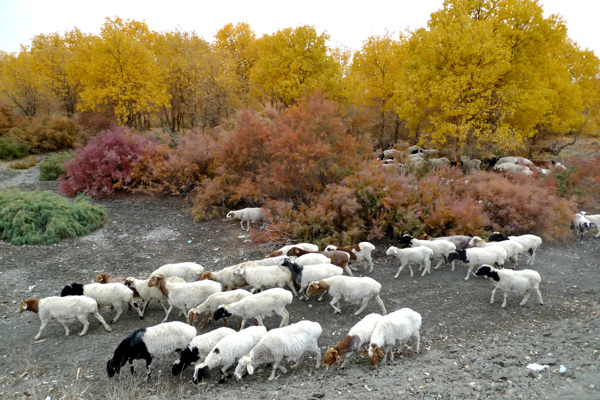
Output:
[
  {"left": 77, "top": 17, "right": 169, "bottom": 128},
  {"left": 0, "top": 49, "right": 45, "bottom": 116}
]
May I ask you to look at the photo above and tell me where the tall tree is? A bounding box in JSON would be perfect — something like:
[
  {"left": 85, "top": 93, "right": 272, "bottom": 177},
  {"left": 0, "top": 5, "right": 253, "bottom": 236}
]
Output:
[{"left": 0, "top": 50, "right": 45, "bottom": 116}]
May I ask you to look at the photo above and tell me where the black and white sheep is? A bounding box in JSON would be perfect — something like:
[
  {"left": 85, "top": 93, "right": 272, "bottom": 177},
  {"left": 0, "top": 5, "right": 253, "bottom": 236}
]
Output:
[
  {"left": 488, "top": 233, "right": 542, "bottom": 265},
  {"left": 186, "top": 289, "right": 252, "bottom": 329},
  {"left": 571, "top": 212, "right": 592, "bottom": 240},
  {"left": 226, "top": 207, "right": 265, "bottom": 231},
  {"left": 398, "top": 234, "right": 456, "bottom": 270},
  {"left": 106, "top": 321, "right": 197, "bottom": 378},
  {"left": 234, "top": 320, "right": 322, "bottom": 381},
  {"left": 475, "top": 265, "right": 543, "bottom": 308},
  {"left": 306, "top": 276, "right": 387, "bottom": 316},
  {"left": 171, "top": 327, "right": 236, "bottom": 376},
  {"left": 582, "top": 213, "right": 600, "bottom": 238},
  {"left": 278, "top": 258, "right": 343, "bottom": 299},
  {"left": 447, "top": 246, "right": 507, "bottom": 281},
  {"left": 468, "top": 236, "right": 524, "bottom": 268},
  {"left": 60, "top": 282, "right": 142, "bottom": 323},
  {"left": 367, "top": 307, "right": 421, "bottom": 368},
  {"left": 19, "top": 296, "right": 112, "bottom": 340},
  {"left": 385, "top": 245, "right": 433, "bottom": 277}
]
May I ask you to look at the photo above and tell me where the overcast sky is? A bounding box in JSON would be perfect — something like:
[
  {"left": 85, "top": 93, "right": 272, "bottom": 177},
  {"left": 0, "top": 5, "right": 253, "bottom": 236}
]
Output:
[{"left": 1, "top": 0, "right": 599, "bottom": 56}]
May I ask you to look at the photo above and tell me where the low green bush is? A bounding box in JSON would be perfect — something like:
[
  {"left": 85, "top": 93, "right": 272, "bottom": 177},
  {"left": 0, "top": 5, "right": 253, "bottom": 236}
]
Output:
[
  {"left": 0, "top": 136, "right": 29, "bottom": 160},
  {"left": 0, "top": 189, "right": 107, "bottom": 245},
  {"left": 39, "top": 152, "right": 74, "bottom": 181}
]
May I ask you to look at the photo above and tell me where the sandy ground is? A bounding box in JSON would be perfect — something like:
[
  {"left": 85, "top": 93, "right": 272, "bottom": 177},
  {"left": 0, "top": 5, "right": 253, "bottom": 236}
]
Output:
[{"left": 0, "top": 158, "right": 598, "bottom": 400}]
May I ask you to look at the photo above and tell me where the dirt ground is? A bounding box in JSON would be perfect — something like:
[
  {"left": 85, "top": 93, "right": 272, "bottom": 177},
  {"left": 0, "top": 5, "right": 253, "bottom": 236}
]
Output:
[{"left": 0, "top": 158, "right": 598, "bottom": 400}]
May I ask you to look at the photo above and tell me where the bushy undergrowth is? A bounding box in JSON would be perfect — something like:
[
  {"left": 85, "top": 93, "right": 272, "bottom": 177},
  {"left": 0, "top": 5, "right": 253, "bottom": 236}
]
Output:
[
  {"left": 39, "top": 151, "right": 74, "bottom": 181},
  {"left": 7, "top": 117, "right": 79, "bottom": 153},
  {"left": 0, "top": 189, "right": 107, "bottom": 245},
  {"left": 9, "top": 155, "right": 36, "bottom": 170},
  {"left": 554, "top": 151, "right": 600, "bottom": 210},
  {"left": 0, "top": 136, "right": 29, "bottom": 160}
]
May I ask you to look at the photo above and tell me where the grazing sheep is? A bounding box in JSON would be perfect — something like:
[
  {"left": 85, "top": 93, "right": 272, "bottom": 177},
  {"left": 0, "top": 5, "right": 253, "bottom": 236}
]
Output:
[
  {"left": 213, "top": 288, "right": 293, "bottom": 330},
  {"left": 475, "top": 265, "right": 543, "bottom": 308},
  {"left": 367, "top": 308, "right": 421, "bottom": 368},
  {"left": 324, "top": 242, "right": 376, "bottom": 272},
  {"left": 493, "top": 162, "right": 533, "bottom": 175},
  {"left": 19, "top": 296, "right": 112, "bottom": 340},
  {"left": 286, "top": 247, "right": 352, "bottom": 276},
  {"left": 428, "top": 157, "right": 450, "bottom": 169},
  {"left": 232, "top": 263, "right": 297, "bottom": 296},
  {"left": 60, "top": 282, "right": 142, "bottom": 323},
  {"left": 279, "top": 258, "right": 343, "bottom": 299},
  {"left": 147, "top": 274, "right": 222, "bottom": 323},
  {"left": 571, "top": 212, "right": 592, "bottom": 240},
  {"left": 186, "top": 289, "right": 252, "bottom": 329},
  {"left": 226, "top": 207, "right": 265, "bottom": 231},
  {"left": 123, "top": 276, "right": 185, "bottom": 318},
  {"left": 234, "top": 320, "right": 322, "bottom": 380},
  {"left": 150, "top": 262, "right": 205, "bottom": 282},
  {"left": 199, "top": 261, "right": 258, "bottom": 291},
  {"left": 267, "top": 243, "right": 319, "bottom": 258},
  {"left": 582, "top": 213, "right": 600, "bottom": 238},
  {"left": 468, "top": 236, "right": 524, "bottom": 268},
  {"left": 324, "top": 313, "right": 383, "bottom": 369},
  {"left": 193, "top": 325, "right": 267, "bottom": 383},
  {"left": 488, "top": 233, "right": 542, "bottom": 265},
  {"left": 398, "top": 235, "right": 456, "bottom": 270},
  {"left": 447, "top": 247, "right": 507, "bottom": 281},
  {"left": 106, "top": 321, "right": 197, "bottom": 378},
  {"left": 460, "top": 156, "right": 481, "bottom": 173},
  {"left": 494, "top": 156, "right": 534, "bottom": 167},
  {"left": 306, "top": 276, "right": 387, "bottom": 316},
  {"left": 172, "top": 327, "right": 236, "bottom": 376},
  {"left": 385, "top": 246, "right": 434, "bottom": 277}
]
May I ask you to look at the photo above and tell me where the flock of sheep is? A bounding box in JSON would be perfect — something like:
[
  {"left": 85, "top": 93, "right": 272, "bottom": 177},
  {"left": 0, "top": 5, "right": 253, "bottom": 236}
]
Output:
[{"left": 18, "top": 210, "right": 561, "bottom": 385}]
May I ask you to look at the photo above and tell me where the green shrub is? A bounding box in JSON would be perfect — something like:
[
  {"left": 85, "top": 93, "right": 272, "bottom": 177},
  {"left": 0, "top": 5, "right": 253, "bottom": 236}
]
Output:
[
  {"left": 0, "top": 136, "right": 29, "bottom": 160},
  {"left": 0, "top": 189, "right": 107, "bottom": 245},
  {"left": 10, "top": 155, "right": 36, "bottom": 170},
  {"left": 39, "top": 152, "right": 74, "bottom": 181}
]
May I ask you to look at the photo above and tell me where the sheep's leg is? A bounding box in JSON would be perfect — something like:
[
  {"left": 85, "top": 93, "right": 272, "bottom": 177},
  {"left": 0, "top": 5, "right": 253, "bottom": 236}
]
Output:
[
  {"left": 317, "top": 291, "right": 327, "bottom": 302},
  {"left": 501, "top": 292, "right": 509, "bottom": 308},
  {"left": 451, "top": 260, "right": 455, "bottom": 271},
  {"left": 490, "top": 287, "right": 497, "bottom": 304},
  {"left": 268, "top": 360, "right": 283, "bottom": 380},
  {"left": 366, "top": 257, "right": 374, "bottom": 273},
  {"left": 239, "top": 317, "right": 247, "bottom": 330},
  {"left": 374, "top": 294, "right": 387, "bottom": 315},
  {"left": 222, "top": 317, "right": 230, "bottom": 328},
  {"left": 354, "top": 298, "right": 370, "bottom": 316},
  {"left": 130, "top": 299, "right": 143, "bottom": 318},
  {"left": 464, "top": 265, "right": 474, "bottom": 281},
  {"left": 395, "top": 261, "right": 410, "bottom": 278},
  {"left": 291, "top": 352, "right": 304, "bottom": 369},
  {"left": 343, "top": 265, "right": 353, "bottom": 276},
  {"left": 162, "top": 304, "right": 174, "bottom": 323},
  {"left": 340, "top": 352, "right": 353, "bottom": 368},
  {"left": 255, "top": 315, "right": 265, "bottom": 326},
  {"left": 277, "top": 309, "right": 289, "bottom": 327},
  {"left": 528, "top": 251, "right": 536, "bottom": 266},
  {"left": 311, "top": 343, "right": 322, "bottom": 368},
  {"left": 421, "top": 259, "right": 431, "bottom": 276},
  {"left": 77, "top": 315, "right": 90, "bottom": 336},
  {"left": 286, "top": 282, "right": 298, "bottom": 297},
  {"left": 414, "top": 332, "right": 421, "bottom": 353},
  {"left": 433, "top": 257, "right": 445, "bottom": 270},
  {"left": 93, "top": 312, "right": 112, "bottom": 332},
  {"left": 520, "top": 290, "right": 531, "bottom": 306},
  {"left": 34, "top": 321, "right": 49, "bottom": 340},
  {"left": 111, "top": 304, "right": 123, "bottom": 323},
  {"left": 330, "top": 297, "right": 342, "bottom": 314},
  {"left": 144, "top": 358, "right": 153, "bottom": 380},
  {"left": 348, "top": 263, "right": 358, "bottom": 271},
  {"left": 200, "top": 314, "right": 211, "bottom": 329}
]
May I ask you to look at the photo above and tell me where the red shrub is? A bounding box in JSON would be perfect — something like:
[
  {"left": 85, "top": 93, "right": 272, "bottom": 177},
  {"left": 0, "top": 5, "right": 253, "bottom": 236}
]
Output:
[{"left": 554, "top": 152, "right": 600, "bottom": 210}]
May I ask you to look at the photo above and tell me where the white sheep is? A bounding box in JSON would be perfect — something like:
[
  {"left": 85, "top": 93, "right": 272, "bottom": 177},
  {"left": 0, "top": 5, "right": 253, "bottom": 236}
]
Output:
[
  {"left": 367, "top": 307, "right": 421, "bottom": 368},
  {"left": 172, "top": 327, "right": 236, "bottom": 376},
  {"left": 494, "top": 156, "right": 534, "bottom": 167},
  {"left": 268, "top": 243, "right": 319, "bottom": 257},
  {"left": 468, "top": 236, "right": 524, "bottom": 267},
  {"left": 306, "top": 275, "right": 387, "bottom": 316},
  {"left": 398, "top": 234, "right": 456, "bottom": 270},
  {"left": 193, "top": 325, "right": 267, "bottom": 383},
  {"left": 107, "top": 321, "right": 197, "bottom": 378},
  {"left": 447, "top": 246, "right": 507, "bottom": 281},
  {"left": 186, "top": 289, "right": 253, "bottom": 329},
  {"left": 226, "top": 207, "right": 265, "bottom": 231},
  {"left": 324, "top": 242, "right": 376, "bottom": 272},
  {"left": 254, "top": 253, "right": 331, "bottom": 266},
  {"left": 385, "top": 246, "right": 434, "bottom": 277},
  {"left": 460, "top": 156, "right": 481, "bottom": 172},
  {"left": 279, "top": 258, "right": 343, "bottom": 299},
  {"left": 493, "top": 162, "right": 533, "bottom": 175},
  {"left": 475, "top": 265, "right": 543, "bottom": 308},
  {"left": 235, "top": 320, "right": 322, "bottom": 381},
  {"left": 428, "top": 157, "right": 450, "bottom": 169},
  {"left": 232, "top": 263, "right": 297, "bottom": 296},
  {"left": 123, "top": 276, "right": 184, "bottom": 318},
  {"left": 213, "top": 288, "right": 293, "bottom": 330},
  {"left": 148, "top": 274, "right": 223, "bottom": 322},
  {"left": 488, "top": 233, "right": 542, "bottom": 265},
  {"left": 150, "top": 262, "right": 205, "bottom": 282},
  {"left": 19, "top": 296, "right": 112, "bottom": 340},
  {"left": 199, "top": 261, "right": 258, "bottom": 290},
  {"left": 60, "top": 282, "right": 142, "bottom": 323},
  {"left": 324, "top": 313, "right": 383, "bottom": 369}
]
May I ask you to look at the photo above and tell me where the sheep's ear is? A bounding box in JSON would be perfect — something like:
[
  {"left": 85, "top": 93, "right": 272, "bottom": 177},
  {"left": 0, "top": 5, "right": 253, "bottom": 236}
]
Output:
[{"left": 247, "top": 365, "right": 254, "bottom": 375}]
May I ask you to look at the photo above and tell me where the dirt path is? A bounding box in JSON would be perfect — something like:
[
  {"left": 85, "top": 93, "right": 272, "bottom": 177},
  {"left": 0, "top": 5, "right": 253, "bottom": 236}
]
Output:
[{"left": 0, "top": 164, "right": 598, "bottom": 400}]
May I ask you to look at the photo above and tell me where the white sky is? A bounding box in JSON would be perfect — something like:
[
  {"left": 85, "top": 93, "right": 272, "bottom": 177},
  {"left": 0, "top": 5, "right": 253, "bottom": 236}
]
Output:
[{"left": 0, "top": 0, "right": 599, "bottom": 56}]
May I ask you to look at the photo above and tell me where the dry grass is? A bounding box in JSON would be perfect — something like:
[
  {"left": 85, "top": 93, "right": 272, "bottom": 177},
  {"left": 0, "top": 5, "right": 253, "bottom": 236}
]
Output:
[{"left": 9, "top": 155, "right": 36, "bottom": 170}]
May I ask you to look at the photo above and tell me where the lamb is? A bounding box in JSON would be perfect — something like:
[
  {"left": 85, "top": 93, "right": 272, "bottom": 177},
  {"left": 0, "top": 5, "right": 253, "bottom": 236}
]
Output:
[
  {"left": 488, "top": 233, "right": 542, "bottom": 265},
  {"left": 147, "top": 274, "right": 223, "bottom": 322},
  {"left": 286, "top": 247, "right": 352, "bottom": 276},
  {"left": 171, "top": 327, "right": 236, "bottom": 376},
  {"left": 428, "top": 157, "right": 450, "bottom": 169},
  {"left": 468, "top": 236, "right": 524, "bottom": 267},
  {"left": 232, "top": 263, "right": 297, "bottom": 295},
  {"left": 385, "top": 246, "right": 434, "bottom": 277},
  {"left": 475, "top": 265, "right": 543, "bottom": 308},
  {"left": 213, "top": 287, "right": 293, "bottom": 330},
  {"left": 198, "top": 261, "right": 259, "bottom": 291},
  {"left": 367, "top": 308, "right": 421, "bottom": 368},
  {"left": 267, "top": 243, "right": 319, "bottom": 258},
  {"left": 186, "top": 289, "right": 253, "bottom": 329},
  {"left": 234, "top": 320, "right": 322, "bottom": 381},
  {"left": 60, "top": 282, "right": 142, "bottom": 323},
  {"left": 106, "top": 321, "right": 197, "bottom": 378},
  {"left": 398, "top": 234, "right": 456, "bottom": 270},
  {"left": 323, "top": 242, "right": 377, "bottom": 272},
  {"left": 150, "top": 262, "right": 205, "bottom": 282},
  {"left": 226, "top": 207, "right": 265, "bottom": 231},
  {"left": 278, "top": 258, "right": 343, "bottom": 299},
  {"left": 306, "top": 275, "right": 387, "bottom": 316},
  {"left": 447, "top": 246, "right": 507, "bottom": 281},
  {"left": 123, "top": 276, "right": 185, "bottom": 318},
  {"left": 571, "top": 212, "right": 592, "bottom": 240},
  {"left": 193, "top": 325, "right": 267, "bottom": 383},
  {"left": 324, "top": 313, "right": 383, "bottom": 369},
  {"left": 19, "top": 296, "right": 112, "bottom": 340}
]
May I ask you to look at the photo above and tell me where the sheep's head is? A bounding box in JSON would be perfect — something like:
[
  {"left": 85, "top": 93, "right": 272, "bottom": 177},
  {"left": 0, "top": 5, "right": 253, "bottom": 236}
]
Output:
[
  {"left": 18, "top": 298, "right": 38, "bottom": 313},
  {"left": 193, "top": 364, "right": 210, "bottom": 384},
  {"left": 306, "top": 281, "right": 328, "bottom": 296},
  {"left": 468, "top": 236, "right": 484, "bottom": 247},
  {"left": 385, "top": 246, "right": 398, "bottom": 256},
  {"left": 213, "top": 305, "right": 231, "bottom": 321},
  {"left": 232, "top": 266, "right": 245, "bottom": 276},
  {"left": 226, "top": 211, "right": 236, "bottom": 219},
  {"left": 235, "top": 355, "right": 252, "bottom": 379},
  {"left": 324, "top": 347, "right": 341, "bottom": 368},
  {"left": 475, "top": 265, "right": 499, "bottom": 281},
  {"left": 148, "top": 274, "right": 165, "bottom": 287},
  {"left": 367, "top": 344, "right": 384, "bottom": 367},
  {"left": 95, "top": 273, "right": 109, "bottom": 283},
  {"left": 448, "top": 249, "right": 467, "bottom": 264}
]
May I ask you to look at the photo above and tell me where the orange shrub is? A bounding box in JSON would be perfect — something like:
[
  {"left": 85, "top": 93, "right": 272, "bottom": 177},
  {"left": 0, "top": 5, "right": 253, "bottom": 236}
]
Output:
[{"left": 553, "top": 152, "right": 600, "bottom": 210}]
